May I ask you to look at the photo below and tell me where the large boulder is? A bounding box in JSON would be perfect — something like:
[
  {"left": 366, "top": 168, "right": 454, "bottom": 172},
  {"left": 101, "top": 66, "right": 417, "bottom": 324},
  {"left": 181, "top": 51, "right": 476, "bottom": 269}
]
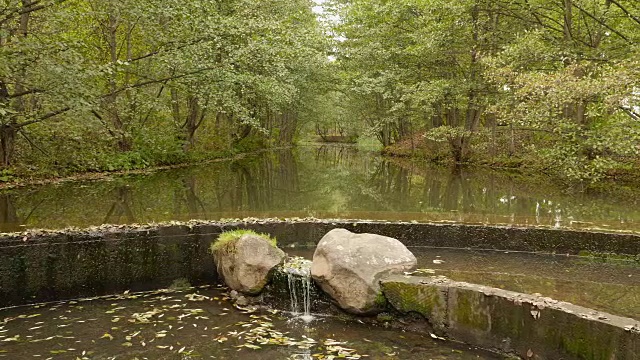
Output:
[
  {"left": 211, "top": 232, "right": 285, "bottom": 295},
  {"left": 311, "top": 228, "right": 417, "bottom": 314}
]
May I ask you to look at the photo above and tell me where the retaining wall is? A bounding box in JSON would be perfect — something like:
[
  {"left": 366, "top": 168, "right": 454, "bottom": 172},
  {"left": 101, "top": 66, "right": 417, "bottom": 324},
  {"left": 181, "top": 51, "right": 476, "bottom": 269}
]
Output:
[
  {"left": 381, "top": 275, "right": 640, "bottom": 360},
  {"left": 1, "top": 219, "right": 638, "bottom": 307},
  {"left": 0, "top": 219, "right": 638, "bottom": 359}
]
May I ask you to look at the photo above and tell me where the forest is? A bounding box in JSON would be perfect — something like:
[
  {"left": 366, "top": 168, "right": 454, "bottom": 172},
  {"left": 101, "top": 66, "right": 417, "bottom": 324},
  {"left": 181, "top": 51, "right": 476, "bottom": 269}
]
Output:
[{"left": 1, "top": 0, "right": 640, "bottom": 185}]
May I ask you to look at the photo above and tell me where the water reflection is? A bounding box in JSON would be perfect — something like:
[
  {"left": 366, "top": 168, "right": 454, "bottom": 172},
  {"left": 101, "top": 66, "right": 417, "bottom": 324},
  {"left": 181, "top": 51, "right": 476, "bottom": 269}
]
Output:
[{"left": 1, "top": 145, "right": 639, "bottom": 232}]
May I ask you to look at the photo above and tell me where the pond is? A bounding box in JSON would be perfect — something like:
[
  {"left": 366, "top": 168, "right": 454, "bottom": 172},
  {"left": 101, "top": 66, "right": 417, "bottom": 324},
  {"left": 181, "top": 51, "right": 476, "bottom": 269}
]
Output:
[
  {"left": 0, "top": 286, "right": 504, "bottom": 359},
  {"left": 1, "top": 145, "right": 640, "bottom": 233}
]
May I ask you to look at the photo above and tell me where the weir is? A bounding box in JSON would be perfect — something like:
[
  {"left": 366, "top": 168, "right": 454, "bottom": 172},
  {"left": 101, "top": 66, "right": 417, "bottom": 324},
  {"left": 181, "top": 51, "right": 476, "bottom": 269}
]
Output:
[{"left": 0, "top": 220, "right": 637, "bottom": 359}]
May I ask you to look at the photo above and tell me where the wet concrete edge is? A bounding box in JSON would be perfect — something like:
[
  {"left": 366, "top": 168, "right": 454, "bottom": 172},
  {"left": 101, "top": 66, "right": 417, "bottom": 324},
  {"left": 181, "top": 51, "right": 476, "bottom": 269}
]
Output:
[
  {"left": 381, "top": 275, "right": 640, "bottom": 360},
  {"left": 1, "top": 218, "right": 639, "bottom": 254},
  {"left": 1, "top": 219, "right": 638, "bottom": 359}
]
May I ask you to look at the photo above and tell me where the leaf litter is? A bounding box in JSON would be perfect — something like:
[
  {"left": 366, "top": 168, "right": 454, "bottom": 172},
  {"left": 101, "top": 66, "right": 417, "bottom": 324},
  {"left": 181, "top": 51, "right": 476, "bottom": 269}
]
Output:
[
  {"left": 0, "top": 285, "right": 501, "bottom": 359},
  {"left": 0, "top": 285, "right": 371, "bottom": 359}
]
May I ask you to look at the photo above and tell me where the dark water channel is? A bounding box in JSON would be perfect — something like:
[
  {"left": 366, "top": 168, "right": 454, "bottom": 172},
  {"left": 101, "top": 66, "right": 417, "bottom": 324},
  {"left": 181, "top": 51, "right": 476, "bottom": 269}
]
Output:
[
  {"left": 2, "top": 145, "right": 640, "bottom": 233},
  {"left": 0, "top": 286, "right": 503, "bottom": 359}
]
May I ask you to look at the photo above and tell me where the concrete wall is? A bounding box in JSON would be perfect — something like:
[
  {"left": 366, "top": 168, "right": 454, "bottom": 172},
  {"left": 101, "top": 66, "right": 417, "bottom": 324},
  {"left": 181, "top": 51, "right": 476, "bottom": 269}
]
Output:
[
  {"left": 1, "top": 219, "right": 638, "bottom": 308},
  {"left": 0, "top": 219, "right": 638, "bottom": 359},
  {"left": 381, "top": 275, "right": 639, "bottom": 360},
  {"left": 0, "top": 226, "right": 216, "bottom": 307}
]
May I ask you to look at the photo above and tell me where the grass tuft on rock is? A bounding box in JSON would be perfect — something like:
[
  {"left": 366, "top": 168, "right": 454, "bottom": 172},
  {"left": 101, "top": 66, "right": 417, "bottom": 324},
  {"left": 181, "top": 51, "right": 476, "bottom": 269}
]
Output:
[{"left": 211, "top": 229, "right": 277, "bottom": 253}]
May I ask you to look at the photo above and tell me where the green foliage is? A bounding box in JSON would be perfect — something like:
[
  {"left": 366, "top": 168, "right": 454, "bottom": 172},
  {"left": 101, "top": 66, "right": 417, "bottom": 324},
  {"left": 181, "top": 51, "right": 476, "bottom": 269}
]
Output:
[
  {"left": 0, "top": 169, "right": 15, "bottom": 183},
  {"left": 329, "top": 0, "right": 640, "bottom": 184},
  {"left": 0, "top": 0, "right": 331, "bottom": 175},
  {"left": 211, "top": 230, "right": 277, "bottom": 253},
  {"left": 2, "top": 0, "right": 640, "bottom": 186}
]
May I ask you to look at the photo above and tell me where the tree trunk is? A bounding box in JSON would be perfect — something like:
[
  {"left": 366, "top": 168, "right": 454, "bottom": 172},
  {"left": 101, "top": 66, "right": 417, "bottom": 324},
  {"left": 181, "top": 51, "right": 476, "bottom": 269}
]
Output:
[
  {"left": 171, "top": 88, "right": 181, "bottom": 125},
  {"left": 0, "top": 124, "right": 16, "bottom": 167},
  {"left": 563, "top": 0, "right": 573, "bottom": 42},
  {"left": 184, "top": 96, "right": 199, "bottom": 151},
  {"left": 104, "top": 8, "right": 131, "bottom": 152},
  {"left": 184, "top": 95, "right": 208, "bottom": 151}
]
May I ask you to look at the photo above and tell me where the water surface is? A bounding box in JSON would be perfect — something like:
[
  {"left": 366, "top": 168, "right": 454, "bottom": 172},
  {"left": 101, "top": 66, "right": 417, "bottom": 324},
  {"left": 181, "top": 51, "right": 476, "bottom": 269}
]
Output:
[
  {"left": 1, "top": 145, "right": 640, "bottom": 232},
  {"left": 0, "top": 286, "right": 503, "bottom": 359},
  {"left": 288, "top": 247, "right": 640, "bottom": 319}
]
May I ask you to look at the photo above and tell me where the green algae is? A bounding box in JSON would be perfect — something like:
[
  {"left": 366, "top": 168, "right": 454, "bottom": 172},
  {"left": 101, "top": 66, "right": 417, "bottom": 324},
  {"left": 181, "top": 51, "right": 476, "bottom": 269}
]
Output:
[
  {"left": 380, "top": 280, "right": 447, "bottom": 330},
  {"left": 373, "top": 291, "right": 387, "bottom": 308},
  {"left": 450, "top": 289, "right": 490, "bottom": 332}
]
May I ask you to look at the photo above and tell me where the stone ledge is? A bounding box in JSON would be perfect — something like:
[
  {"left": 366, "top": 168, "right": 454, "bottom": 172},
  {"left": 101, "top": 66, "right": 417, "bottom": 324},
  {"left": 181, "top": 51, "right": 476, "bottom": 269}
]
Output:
[
  {"left": 1, "top": 218, "right": 639, "bottom": 255},
  {"left": 381, "top": 275, "right": 640, "bottom": 360}
]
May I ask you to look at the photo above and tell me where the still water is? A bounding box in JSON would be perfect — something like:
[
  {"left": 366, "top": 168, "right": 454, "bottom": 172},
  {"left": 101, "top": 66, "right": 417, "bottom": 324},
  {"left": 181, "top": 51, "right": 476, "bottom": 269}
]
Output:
[
  {"left": 1, "top": 145, "right": 639, "bottom": 232},
  {"left": 0, "top": 286, "right": 504, "bottom": 359},
  {"left": 288, "top": 247, "right": 640, "bottom": 319}
]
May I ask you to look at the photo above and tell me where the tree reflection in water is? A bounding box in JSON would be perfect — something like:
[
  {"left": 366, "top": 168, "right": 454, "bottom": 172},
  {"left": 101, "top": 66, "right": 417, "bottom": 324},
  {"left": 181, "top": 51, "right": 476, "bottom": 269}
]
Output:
[{"left": 0, "top": 146, "right": 637, "bottom": 231}]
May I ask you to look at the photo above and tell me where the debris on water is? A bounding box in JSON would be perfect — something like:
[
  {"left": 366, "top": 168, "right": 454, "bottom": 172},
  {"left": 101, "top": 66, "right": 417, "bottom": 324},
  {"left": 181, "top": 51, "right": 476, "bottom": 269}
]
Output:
[
  {"left": 404, "top": 268, "right": 436, "bottom": 276},
  {"left": 0, "top": 283, "right": 504, "bottom": 359},
  {"left": 530, "top": 309, "right": 540, "bottom": 320}
]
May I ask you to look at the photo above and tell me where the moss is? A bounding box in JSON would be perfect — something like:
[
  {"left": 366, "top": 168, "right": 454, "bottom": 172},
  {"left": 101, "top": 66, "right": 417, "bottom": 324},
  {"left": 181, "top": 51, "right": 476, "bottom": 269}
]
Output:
[
  {"left": 554, "top": 319, "right": 617, "bottom": 360},
  {"left": 169, "top": 278, "right": 192, "bottom": 290},
  {"left": 577, "top": 250, "right": 640, "bottom": 264},
  {"left": 451, "top": 289, "right": 490, "bottom": 332},
  {"left": 210, "top": 229, "right": 277, "bottom": 253},
  {"left": 376, "top": 313, "right": 394, "bottom": 322},
  {"left": 374, "top": 291, "right": 388, "bottom": 308},
  {"left": 380, "top": 281, "right": 444, "bottom": 318}
]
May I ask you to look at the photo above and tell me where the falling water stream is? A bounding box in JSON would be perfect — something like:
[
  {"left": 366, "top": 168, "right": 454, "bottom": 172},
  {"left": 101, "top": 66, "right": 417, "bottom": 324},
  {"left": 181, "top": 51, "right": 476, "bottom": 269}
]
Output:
[{"left": 283, "top": 257, "right": 315, "bottom": 323}]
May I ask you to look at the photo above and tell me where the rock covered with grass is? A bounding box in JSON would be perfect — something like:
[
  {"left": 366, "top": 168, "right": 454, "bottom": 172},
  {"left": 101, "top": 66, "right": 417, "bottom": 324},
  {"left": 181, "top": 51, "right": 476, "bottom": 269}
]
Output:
[
  {"left": 211, "top": 230, "right": 285, "bottom": 295},
  {"left": 311, "top": 228, "right": 417, "bottom": 315}
]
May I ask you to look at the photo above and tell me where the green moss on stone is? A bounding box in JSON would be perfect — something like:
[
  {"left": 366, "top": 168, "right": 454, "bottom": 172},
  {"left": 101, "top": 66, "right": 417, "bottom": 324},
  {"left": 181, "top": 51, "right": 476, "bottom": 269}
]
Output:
[
  {"left": 577, "top": 250, "right": 640, "bottom": 264},
  {"left": 374, "top": 291, "right": 387, "bottom": 308},
  {"left": 210, "top": 230, "right": 277, "bottom": 253},
  {"left": 376, "top": 313, "right": 394, "bottom": 322},
  {"left": 380, "top": 281, "right": 444, "bottom": 317},
  {"left": 169, "top": 278, "right": 192, "bottom": 290},
  {"left": 556, "top": 320, "right": 617, "bottom": 360},
  {"left": 451, "top": 289, "right": 490, "bottom": 332}
]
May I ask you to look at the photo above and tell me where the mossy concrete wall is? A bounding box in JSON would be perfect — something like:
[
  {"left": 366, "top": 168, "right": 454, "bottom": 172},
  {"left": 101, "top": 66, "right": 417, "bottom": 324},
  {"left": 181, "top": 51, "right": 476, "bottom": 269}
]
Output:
[
  {"left": 0, "top": 225, "right": 216, "bottom": 307},
  {"left": 1, "top": 219, "right": 638, "bottom": 308},
  {"left": 381, "top": 275, "right": 640, "bottom": 360}
]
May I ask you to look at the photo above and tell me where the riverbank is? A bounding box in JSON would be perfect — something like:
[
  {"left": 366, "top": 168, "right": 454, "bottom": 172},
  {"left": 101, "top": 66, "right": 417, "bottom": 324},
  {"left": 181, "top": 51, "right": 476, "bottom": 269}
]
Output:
[
  {"left": 0, "top": 147, "right": 290, "bottom": 191},
  {"left": 381, "top": 133, "right": 640, "bottom": 190}
]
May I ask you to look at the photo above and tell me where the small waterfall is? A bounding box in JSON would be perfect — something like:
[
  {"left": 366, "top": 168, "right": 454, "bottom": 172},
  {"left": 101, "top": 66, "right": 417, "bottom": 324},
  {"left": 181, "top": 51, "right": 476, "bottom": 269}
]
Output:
[{"left": 282, "top": 257, "right": 314, "bottom": 323}]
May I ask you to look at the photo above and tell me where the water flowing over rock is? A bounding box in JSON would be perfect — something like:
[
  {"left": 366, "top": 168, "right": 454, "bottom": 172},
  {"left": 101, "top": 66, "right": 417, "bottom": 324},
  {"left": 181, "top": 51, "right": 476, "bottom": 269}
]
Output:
[
  {"left": 212, "top": 234, "right": 286, "bottom": 295},
  {"left": 282, "top": 257, "right": 314, "bottom": 322},
  {"left": 311, "top": 228, "right": 417, "bottom": 314}
]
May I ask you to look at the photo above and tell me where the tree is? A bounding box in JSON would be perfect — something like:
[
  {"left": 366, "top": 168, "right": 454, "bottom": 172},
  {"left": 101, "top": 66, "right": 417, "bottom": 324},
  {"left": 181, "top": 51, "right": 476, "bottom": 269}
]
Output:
[{"left": 0, "top": 0, "right": 331, "bottom": 171}]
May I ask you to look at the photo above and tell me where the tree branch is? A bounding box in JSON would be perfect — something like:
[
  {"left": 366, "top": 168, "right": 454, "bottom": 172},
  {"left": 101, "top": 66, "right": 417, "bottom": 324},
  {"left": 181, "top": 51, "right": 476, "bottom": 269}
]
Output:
[
  {"left": 8, "top": 88, "right": 43, "bottom": 99},
  {"left": 0, "top": 0, "right": 68, "bottom": 25},
  {"left": 571, "top": 2, "right": 631, "bottom": 43},
  {"left": 16, "top": 106, "right": 70, "bottom": 129},
  {"left": 10, "top": 66, "right": 220, "bottom": 131},
  {"left": 621, "top": 106, "right": 640, "bottom": 121},
  {"left": 18, "top": 128, "right": 47, "bottom": 155},
  {"left": 608, "top": 0, "right": 640, "bottom": 26}
]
